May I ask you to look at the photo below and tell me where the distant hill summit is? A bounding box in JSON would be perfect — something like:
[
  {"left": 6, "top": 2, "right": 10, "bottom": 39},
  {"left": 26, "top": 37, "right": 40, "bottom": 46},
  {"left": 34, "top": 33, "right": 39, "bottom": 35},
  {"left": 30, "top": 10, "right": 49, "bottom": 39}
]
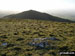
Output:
[{"left": 3, "top": 10, "right": 74, "bottom": 22}]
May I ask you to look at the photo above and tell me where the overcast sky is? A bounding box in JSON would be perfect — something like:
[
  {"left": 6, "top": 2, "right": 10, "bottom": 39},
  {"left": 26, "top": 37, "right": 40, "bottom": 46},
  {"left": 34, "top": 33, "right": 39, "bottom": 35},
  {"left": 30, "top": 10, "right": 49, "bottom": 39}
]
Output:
[{"left": 0, "top": 0, "right": 75, "bottom": 12}]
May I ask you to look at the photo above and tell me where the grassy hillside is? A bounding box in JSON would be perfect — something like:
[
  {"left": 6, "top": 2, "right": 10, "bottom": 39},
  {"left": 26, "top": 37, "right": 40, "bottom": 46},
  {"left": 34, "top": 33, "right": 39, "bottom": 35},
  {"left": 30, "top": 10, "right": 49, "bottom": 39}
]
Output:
[
  {"left": 3, "top": 10, "right": 73, "bottom": 22},
  {"left": 0, "top": 19, "right": 75, "bottom": 56}
]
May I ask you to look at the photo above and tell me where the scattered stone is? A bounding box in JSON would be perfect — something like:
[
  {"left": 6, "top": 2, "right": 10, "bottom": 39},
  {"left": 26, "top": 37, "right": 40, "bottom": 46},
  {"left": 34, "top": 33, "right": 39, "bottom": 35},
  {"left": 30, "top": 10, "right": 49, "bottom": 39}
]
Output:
[
  {"left": 1, "top": 43, "right": 8, "bottom": 46},
  {"left": 29, "top": 41, "right": 48, "bottom": 48},
  {"left": 32, "top": 37, "right": 60, "bottom": 41},
  {"left": 49, "top": 37, "right": 60, "bottom": 41},
  {"left": 28, "top": 37, "right": 60, "bottom": 49}
]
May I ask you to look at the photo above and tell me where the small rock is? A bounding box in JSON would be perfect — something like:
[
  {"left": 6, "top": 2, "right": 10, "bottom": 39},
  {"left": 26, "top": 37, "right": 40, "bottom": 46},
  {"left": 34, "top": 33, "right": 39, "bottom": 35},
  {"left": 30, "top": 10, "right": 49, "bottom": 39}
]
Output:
[{"left": 1, "top": 43, "right": 8, "bottom": 46}]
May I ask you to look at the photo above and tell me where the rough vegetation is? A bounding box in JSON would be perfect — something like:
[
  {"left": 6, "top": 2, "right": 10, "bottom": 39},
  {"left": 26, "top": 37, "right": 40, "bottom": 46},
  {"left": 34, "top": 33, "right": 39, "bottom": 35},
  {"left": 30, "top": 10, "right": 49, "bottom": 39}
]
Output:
[{"left": 0, "top": 19, "right": 75, "bottom": 56}]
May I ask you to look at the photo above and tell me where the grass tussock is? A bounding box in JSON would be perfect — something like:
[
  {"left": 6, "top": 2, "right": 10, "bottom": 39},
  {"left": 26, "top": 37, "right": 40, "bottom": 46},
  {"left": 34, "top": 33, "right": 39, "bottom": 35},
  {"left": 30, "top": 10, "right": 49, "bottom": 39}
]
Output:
[{"left": 0, "top": 19, "right": 75, "bottom": 56}]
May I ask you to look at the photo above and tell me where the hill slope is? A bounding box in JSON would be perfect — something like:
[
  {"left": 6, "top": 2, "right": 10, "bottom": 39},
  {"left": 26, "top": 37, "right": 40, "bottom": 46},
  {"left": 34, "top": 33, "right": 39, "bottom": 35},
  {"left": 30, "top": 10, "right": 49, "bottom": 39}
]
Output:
[
  {"left": 0, "top": 11, "right": 17, "bottom": 18},
  {"left": 0, "top": 19, "right": 75, "bottom": 56},
  {"left": 3, "top": 10, "right": 74, "bottom": 22}
]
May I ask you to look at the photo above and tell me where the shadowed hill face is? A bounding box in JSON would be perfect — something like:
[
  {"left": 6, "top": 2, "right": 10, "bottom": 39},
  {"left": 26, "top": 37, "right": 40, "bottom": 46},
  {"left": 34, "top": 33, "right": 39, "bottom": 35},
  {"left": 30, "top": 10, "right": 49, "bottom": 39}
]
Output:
[{"left": 3, "top": 10, "right": 74, "bottom": 22}]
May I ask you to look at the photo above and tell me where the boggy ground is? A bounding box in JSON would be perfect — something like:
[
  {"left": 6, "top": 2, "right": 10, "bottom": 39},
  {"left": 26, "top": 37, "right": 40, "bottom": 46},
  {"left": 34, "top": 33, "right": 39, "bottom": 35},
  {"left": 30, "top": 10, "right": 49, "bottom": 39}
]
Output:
[{"left": 0, "top": 19, "right": 75, "bottom": 56}]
